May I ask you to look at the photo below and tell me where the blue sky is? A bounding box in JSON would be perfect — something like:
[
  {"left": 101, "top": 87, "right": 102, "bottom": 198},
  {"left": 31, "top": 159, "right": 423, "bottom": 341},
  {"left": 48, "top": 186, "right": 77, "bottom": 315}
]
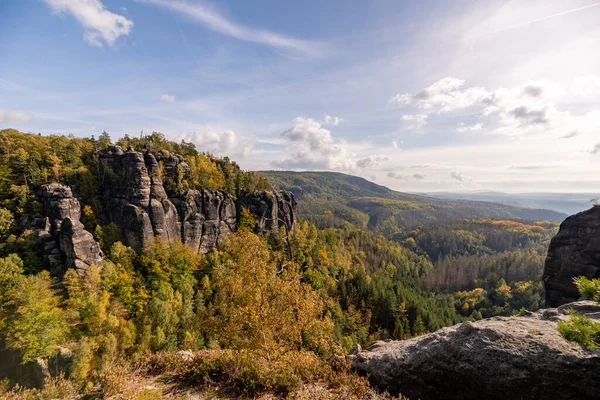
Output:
[{"left": 1, "top": 0, "right": 600, "bottom": 192}]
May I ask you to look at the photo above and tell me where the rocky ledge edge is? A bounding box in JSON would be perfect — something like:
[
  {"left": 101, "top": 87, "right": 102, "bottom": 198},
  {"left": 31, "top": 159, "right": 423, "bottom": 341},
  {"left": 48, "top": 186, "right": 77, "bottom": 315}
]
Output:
[{"left": 349, "top": 301, "right": 600, "bottom": 400}]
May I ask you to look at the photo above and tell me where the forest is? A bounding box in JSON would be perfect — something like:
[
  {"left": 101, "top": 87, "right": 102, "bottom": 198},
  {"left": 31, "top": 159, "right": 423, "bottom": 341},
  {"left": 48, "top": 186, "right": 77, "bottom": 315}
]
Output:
[{"left": 0, "top": 129, "right": 560, "bottom": 399}]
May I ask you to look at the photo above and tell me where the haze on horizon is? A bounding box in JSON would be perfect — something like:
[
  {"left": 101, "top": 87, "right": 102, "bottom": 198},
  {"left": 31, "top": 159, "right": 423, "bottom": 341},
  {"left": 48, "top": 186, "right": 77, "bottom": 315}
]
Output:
[{"left": 1, "top": 0, "right": 600, "bottom": 193}]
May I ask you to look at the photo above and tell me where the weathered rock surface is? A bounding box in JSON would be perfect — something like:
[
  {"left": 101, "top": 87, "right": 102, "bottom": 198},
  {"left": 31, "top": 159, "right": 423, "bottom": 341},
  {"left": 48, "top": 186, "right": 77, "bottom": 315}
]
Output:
[
  {"left": 99, "top": 146, "right": 295, "bottom": 253},
  {"left": 33, "top": 183, "right": 104, "bottom": 275},
  {"left": 350, "top": 302, "right": 600, "bottom": 400},
  {"left": 32, "top": 148, "right": 296, "bottom": 274},
  {"left": 239, "top": 190, "right": 296, "bottom": 234},
  {"left": 543, "top": 205, "right": 600, "bottom": 307}
]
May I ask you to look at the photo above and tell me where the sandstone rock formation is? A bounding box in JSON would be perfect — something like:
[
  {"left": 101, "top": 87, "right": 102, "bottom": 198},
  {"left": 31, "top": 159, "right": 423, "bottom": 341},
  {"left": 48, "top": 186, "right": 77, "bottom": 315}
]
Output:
[
  {"left": 31, "top": 147, "right": 295, "bottom": 275},
  {"left": 99, "top": 145, "right": 296, "bottom": 253},
  {"left": 238, "top": 190, "right": 296, "bottom": 234},
  {"left": 543, "top": 205, "right": 600, "bottom": 307},
  {"left": 33, "top": 183, "right": 104, "bottom": 275},
  {"left": 350, "top": 301, "right": 600, "bottom": 400}
]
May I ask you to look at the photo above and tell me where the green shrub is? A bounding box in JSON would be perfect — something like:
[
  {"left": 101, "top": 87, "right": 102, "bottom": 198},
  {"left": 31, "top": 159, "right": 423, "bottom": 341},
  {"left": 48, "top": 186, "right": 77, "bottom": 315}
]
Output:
[
  {"left": 573, "top": 276, "right": 600, "bottom": 302},
  {"left": 557, "top": 313, "right": 600, "bottom": 349}
]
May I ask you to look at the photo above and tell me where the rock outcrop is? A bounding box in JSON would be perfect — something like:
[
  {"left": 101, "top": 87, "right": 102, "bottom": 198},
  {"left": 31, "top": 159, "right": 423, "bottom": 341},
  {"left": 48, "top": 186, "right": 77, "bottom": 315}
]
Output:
[
  {"left": 31, "top": 147, "right": 296, "bottom": 274},
  {"left": 99, "top": 145, "right": 296, "bottom": 253},
  {"left": 350, "top": 301, "right": 600, "bottom": 400},
  {"left": 238, "top": 190, "right": 296, "bottom": 234},
  {"left": 33, "top": 183, "right": 104, "bottom": 275},
  {"left": 543, "top": 205, "right": 600, "bottom": 307}
]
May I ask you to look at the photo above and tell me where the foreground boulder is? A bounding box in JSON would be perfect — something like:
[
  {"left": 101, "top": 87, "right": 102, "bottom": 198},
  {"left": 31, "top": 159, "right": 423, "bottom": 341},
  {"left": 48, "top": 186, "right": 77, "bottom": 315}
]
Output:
[
  {"left": 543, "top": 205, "right": 600, "bottom": 307},
  {"left": 350, "top": 302, "right": 600, "bottom": 400}
]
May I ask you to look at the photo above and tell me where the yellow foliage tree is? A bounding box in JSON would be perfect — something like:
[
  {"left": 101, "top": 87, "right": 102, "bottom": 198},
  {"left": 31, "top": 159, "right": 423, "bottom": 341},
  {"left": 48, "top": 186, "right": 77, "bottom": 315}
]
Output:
[
  {"left": 186, "top": 154, "right": 225, "bottom": 191},
  {"left": 201, "top": 231, "right": 334, "bottom": 359}
]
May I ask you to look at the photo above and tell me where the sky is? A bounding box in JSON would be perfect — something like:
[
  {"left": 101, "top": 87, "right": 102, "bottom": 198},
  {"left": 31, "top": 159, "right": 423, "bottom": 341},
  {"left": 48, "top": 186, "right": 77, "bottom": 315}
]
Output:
[{"left": 1, "top": 0, "right": 600, "bottom": 193}]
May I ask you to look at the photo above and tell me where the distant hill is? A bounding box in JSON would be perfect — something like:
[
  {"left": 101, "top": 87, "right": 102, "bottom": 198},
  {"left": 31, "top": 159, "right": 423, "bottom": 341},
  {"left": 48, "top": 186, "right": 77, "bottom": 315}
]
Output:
[
  {"left": 421, "top": 191, "right": 599, "bottom": 216},
  {"left": 257, "top": 171, "right": 567, "bottom": 232}
]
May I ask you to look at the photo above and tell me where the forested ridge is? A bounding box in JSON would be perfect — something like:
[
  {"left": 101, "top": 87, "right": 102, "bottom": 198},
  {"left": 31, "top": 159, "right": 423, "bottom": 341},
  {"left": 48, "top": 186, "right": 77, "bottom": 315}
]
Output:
[
  {"left": 0, "top": 129, "right": 559, "bottom": 398},
  {"left": 259, "top": 170, "right": 566, "bottom": 232}
]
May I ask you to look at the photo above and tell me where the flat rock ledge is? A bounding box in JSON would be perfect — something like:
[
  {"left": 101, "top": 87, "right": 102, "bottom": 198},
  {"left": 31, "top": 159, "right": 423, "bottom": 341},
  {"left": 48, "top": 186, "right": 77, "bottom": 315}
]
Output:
[{"left": 350, "top": 301, "right": 600, "bottom": 400}]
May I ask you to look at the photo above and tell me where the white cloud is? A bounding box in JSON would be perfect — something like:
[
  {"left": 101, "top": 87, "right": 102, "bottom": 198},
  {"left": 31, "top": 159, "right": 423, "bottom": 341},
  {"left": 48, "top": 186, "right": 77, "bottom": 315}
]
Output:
[
  {"left": 180, "top": 130, "right": 254, "bottom": 158},
  {"left": 386, "top": 171, "right": 425, "bottom": 181},
  {"left": 389, "top": 93, "right": 412, "bottom": 106},
  {"left": 456, "top": 122, "right": 483, "bottom": 133},
  {"left": 274, "top": 117, "right": 383, "bottom": 171},
  {"left": 391, "top": 77, "right": 600, "bottom": 138},
  {"left": 509, "top": 163, "right": 559, "bottom": 170},
  {"left": 282, "top": 117, "right": 334, "bottom": 150},
  {"left": 356, "top": 155, "right": 388, "bottom": 169},
  {"left": 592, "top": 143, "right": 600, "bottom": 155},
  {"left": 44, "top": 0, "right": 133, "bottom": 47},
  {"left": 0, "top": 110, "right": 32, "bottom": 123},
  {"left": 160, "top": 94, "right": 176, "bottom": 103},
  {"left": 450, "top": 171, "right": 464, "bottom": 181},
  {"left": 401, "top": 113, "right": 428, "bottom": 129},
  {"left": 138, "top": 0, "right": 319, "bottom": 55},
  {"left": 561, "top": 130, "right": 580, "bottom": 139},
  {"left": 386, "top": 171, "right": 407, "bottom": 180},
  {"left": 323, "top": 115, "right": 342, "bottom": 126},
  {"left": 391, "top": 77, "right": 488, "bottom": 113},
  {"left": 410, "top": 163, "right": 437, "bottom": 169}
]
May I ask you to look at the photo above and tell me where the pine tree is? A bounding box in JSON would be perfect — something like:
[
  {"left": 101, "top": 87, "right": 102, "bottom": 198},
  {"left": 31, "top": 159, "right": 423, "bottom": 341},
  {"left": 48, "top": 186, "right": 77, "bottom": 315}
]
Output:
[{"left": 412, "top": 315, "right": 427, "bottom": 337}]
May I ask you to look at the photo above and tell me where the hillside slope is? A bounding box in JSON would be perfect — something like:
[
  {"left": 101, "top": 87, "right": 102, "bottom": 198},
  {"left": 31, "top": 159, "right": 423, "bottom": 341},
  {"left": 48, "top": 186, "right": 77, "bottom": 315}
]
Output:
[
  {"left": 258, "top": 171, "right": 567, "bottom": 232},
  {"left": 425, "top": 191, "right": 599, "bottom": 215}
]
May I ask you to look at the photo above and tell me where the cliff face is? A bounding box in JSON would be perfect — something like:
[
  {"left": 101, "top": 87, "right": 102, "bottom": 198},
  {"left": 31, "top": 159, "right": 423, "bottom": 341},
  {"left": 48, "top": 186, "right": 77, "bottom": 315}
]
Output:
[
  {"left": 350, "top": 301, "right": 600, "bottom": 400},
  {"left": 543, "top": 206, "right": 600, "bottom": 307},
  {"left": 98, "top": 145, "right": 296, "bottom": 253}
]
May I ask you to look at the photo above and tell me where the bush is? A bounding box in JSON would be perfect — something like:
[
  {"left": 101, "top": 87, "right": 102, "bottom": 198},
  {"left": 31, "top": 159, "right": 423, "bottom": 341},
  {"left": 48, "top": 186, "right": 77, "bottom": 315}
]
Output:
[
  {"left": 573, "top": 276, "right": 600, "bottom": 302},
  {"left": 136, "top": 350, "right": 191, "bottom": 375},
  {"left": 557, "top": 313, "right": 600, "bottom": 349},
  {"left": 182, "top": 349, "right": 371, "bottom": 397},
  {"left": 98, "top": 363, "right": 131, "bottom": 397},
  {"left": 1, "top": 375, "right": 77, "bottom": 400}
]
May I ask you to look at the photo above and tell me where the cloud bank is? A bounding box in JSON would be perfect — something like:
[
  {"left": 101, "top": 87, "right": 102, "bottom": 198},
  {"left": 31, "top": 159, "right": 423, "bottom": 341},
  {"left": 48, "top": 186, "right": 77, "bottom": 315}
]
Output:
[
  {"left": 273, "top": 117, "right": 386, "bottom": 171},
  {"left": 391, "top": 77, "right": 600, "bottom": 138},
  {"left": 0, "top": 110, "right": 33, "bottom": 123},
  {"left": 180, "top": 130, "right": 254, "bottom": 158}
]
